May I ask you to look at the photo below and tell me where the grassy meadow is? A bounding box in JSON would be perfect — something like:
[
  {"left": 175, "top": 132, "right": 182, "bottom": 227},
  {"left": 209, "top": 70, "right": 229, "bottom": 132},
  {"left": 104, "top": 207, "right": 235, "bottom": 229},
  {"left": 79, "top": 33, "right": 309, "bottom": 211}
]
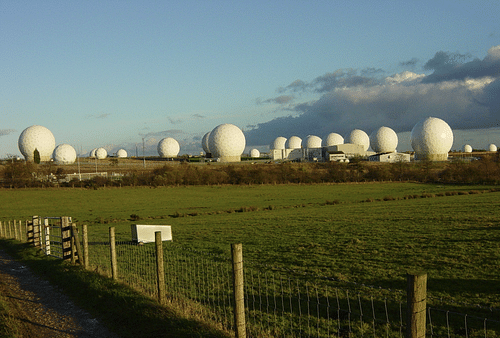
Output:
[{"left": 1, "top": 182, "right": 500, "bottom": 314}]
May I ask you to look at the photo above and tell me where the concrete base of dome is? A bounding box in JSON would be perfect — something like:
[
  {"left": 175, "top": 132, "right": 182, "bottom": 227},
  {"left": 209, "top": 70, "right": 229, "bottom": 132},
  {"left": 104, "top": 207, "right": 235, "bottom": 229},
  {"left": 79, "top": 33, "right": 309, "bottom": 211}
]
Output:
[
  {"left": 415, "top": 153, "right": 449, "bottom": 161},
  {"left": 217, "top": 156, "right": 241, "bottom": 162}
]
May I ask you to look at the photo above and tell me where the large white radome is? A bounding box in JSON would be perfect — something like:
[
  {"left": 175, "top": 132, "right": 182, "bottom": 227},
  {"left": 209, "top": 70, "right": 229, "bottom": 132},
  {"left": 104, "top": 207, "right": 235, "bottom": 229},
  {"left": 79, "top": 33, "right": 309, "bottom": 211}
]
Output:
[
  {"left": 305, "top": 135, "right": 322, "bottom": 148},
  {"left": 18, "top": 125, "right": 56, "bottom": 162},
  {"left": 464, "top": 144, "right": 473, "bottom": 153},
  {"left": 89, "top": 148, "right": 97, "bottom": 158},
  {"left": 158, "top": 138, "right": 180, "bottom": 158},
  {"left": 286, "top": 136, "right": 302, "bottom": 149},
  {"left": 271, "top": 137, "right": 287, "bottom": 150},
  {"left": 323, "top": 133, "right": 344, "bottom": 147},
  {"left": 347, "top": 129, "right": 370, "bottom": 151},
  {"left": 489, "top": 144, "right": 498, "bottom": 152},
  {"left": 208, "top": 124, "right": 246, "bottom": 162},
  {"left": 411, "top": 117, "right": 453, "bottom": 161},
  {"left": 53, "top": 144, "right": 77, "bottom": 164},
  {"left": 370, "top": 126, "right": 398, "bottom": 153}
]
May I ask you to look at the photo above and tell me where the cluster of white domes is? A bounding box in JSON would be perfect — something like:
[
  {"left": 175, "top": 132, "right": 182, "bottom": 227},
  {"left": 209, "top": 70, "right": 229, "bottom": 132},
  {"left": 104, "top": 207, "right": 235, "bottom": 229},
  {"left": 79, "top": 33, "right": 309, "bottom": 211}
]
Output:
[
  {"left": 18, "top": 125, "right": 56, "bottom": 162},
  {"left": 158, "top": 137, "right": 180, "bottom": 158},
  {"left": 411, "top": 117, "right": 454, "bottom": 161},
  {"left": 206, "top": 123, "right": 246, "bottom": 162},
  {"left": 53, "top": 144, "right": 77, "bottom": 164}
]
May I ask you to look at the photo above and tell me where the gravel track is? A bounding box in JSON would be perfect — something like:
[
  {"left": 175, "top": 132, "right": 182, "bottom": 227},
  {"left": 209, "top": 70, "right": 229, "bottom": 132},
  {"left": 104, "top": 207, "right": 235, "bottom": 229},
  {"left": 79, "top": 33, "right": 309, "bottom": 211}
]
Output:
[{"left": 0, "top": 249, "right": 118, "bottom": 337}]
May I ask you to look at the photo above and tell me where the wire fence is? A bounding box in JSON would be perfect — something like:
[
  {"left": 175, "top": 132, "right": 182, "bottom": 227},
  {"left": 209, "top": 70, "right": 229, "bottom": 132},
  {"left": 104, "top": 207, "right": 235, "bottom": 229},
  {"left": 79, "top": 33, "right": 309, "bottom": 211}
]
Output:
[{"left": 1, "top": 218, "right": 500, "bottom": 338}]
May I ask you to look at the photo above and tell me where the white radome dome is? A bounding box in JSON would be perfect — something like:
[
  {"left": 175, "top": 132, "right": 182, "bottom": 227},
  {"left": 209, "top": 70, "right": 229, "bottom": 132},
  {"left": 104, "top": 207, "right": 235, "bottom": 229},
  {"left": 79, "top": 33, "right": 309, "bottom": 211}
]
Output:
[
  {"left": 464, "top": 144, "right": 473, "bottom": 153},
  {"left": 202, "top": 132, "right": 211, "bottom": 154},
  {"left": 158, "top": 137, "right": 180, "bottom": 158},
  {"left": 347, "top": 129, "right": 370, "bottom": 151},
  {"left": 117, "top": 149, "right": 127, "bottom": 158},
  {"left": 370, "top": 126, "right": 398, "bottom": 153},
  {"left": 53, "top": 144, "right": 77, "bottom": 164},
  {"left": 305, "top": 135, "right": 322, "bottom": 148},
  {"left": 489, "top": 144, "right": 498, "bottom": 152},
  {"left": 95, "top": 147, "right": 108, "bottom": 159},
  {"left": 18, "top": 125, "right": 56, "bottom": 162},
  {"left": 323, "top": 133, "right": 344, "bottom": 147},
  {"left": 411, "top": 117, "right": 453, "bottom": 161},
  {"left": 271, "top": 136, "right": 287, "bottom": 150},
  {"left": 89, "top": 148, "right": 97, "bottom": 158},
  {"left": 250, "top": 149, "right": 260, "bottom": 158},
  {"left": 286, "top": 136, "right": 302, "bottom": 149},
  {"left": 208, "top": 124, "right": 246, "bottom": 161}
]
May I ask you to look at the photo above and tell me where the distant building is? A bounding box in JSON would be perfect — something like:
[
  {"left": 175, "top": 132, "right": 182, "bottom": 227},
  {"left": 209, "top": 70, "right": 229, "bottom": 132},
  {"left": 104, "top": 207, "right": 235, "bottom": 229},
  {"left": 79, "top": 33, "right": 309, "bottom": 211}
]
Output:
[{"left": 368, "top": 152, "right": 410, "bottom": 163}]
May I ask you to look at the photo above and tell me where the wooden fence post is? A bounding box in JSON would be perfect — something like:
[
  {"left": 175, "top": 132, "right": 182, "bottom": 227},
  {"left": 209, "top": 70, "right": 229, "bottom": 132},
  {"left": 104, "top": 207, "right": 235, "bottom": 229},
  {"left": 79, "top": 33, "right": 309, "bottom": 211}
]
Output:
[
  {"left": 14, "top": 221, "right": 18, "bottom": 240},
  {"left": 0, "top": 221, "right": 3, "bottom": 237},
  {"left": 155, "top": 231, "right": 166, "bottom": 305},
  {"left": 407, "top": 273, "right": 427, "bottom": 338},
  {"left": 109, "top": 227, "right": 118, "bottom": 280},
  {"left": 61, "top": 217, "right": 72, "bottom": 260},
  {"left": 8, "top": 221, "right": 12, "bottom": 239},
  {"left": 70, "top": 224, "right": 84, "bottom": 265},
  {"left": 83, "top": 224, "right": 89, "bottom": 270},
  {"left": 27, "top": 217, "right": 36, "bottom": 245},
  {"left": 231, "top": 243, "right": 246, "bottom": 338}
]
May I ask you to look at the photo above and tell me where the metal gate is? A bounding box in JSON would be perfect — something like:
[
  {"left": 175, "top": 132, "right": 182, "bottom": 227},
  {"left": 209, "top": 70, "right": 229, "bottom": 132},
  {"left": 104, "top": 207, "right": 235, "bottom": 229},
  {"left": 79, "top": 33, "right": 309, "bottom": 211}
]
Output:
[{"left": 27, "top": 216, "right": 73, "bottom": 260}]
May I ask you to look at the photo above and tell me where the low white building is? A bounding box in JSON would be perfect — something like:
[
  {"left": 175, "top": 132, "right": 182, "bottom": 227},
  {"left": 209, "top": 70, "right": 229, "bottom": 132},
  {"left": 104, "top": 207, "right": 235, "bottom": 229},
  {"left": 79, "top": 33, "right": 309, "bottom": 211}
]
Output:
[{"left": 368, "top": 152, "right": 411, "bottom": 163}]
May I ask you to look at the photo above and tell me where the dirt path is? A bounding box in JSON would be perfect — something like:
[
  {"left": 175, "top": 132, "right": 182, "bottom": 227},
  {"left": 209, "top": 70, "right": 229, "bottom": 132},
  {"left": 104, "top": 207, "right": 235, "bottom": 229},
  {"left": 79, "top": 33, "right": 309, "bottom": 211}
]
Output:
[{"left": 0, "top": 249, "right": 119, "bottom": 337}]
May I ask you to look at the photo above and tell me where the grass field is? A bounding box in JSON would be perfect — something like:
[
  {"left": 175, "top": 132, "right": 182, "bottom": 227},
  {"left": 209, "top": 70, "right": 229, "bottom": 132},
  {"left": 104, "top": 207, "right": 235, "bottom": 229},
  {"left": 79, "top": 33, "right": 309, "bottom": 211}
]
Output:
[{"left": 1, "top": 182, "right": 500, "bottom": 334}]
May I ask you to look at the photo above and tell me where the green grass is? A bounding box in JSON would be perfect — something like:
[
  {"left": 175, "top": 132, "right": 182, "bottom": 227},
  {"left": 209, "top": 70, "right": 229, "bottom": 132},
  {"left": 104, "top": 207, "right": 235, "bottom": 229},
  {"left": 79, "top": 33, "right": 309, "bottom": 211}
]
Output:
[
  {"left": 1, "top": 182, "right": 500, "bottom": 336},
  {"left": 0, "top": 240, "right": 230, "bottom": 338}
]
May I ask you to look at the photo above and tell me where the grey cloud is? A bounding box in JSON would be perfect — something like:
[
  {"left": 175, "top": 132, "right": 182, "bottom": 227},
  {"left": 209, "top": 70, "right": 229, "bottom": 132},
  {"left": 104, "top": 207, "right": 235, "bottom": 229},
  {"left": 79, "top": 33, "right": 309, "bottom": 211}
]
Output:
[
  {"left": 400, "top": 58, "right": 418, "bottom": 67},
  {"left": 423, "top": 47, "right": 500, "bottom": 83},
  {"left": 0, "top": 129, "right": 16, "bottom": 137},
  {"left": 260, "top": 95, "right": 295, "bottom": 105},
  {"left": 192, "top": 114, "right": 205, "bottom": 119},
  {"left": 168, "top": 117, "right": 183, "bottom": 125}
]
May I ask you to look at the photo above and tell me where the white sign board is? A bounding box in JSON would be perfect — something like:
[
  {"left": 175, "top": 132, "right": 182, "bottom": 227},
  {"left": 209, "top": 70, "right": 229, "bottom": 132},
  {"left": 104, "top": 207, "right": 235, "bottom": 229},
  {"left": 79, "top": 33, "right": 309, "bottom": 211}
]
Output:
[{"left": 131, "top": 224, "right": 172, "bottom": 243}]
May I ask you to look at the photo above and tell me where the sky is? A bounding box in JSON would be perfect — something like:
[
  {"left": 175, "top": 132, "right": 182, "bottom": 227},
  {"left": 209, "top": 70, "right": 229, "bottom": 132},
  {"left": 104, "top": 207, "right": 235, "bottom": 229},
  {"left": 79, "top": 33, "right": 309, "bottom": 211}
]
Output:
[{"left": 1, "top": 0, "right": 500, "bottom": 158}]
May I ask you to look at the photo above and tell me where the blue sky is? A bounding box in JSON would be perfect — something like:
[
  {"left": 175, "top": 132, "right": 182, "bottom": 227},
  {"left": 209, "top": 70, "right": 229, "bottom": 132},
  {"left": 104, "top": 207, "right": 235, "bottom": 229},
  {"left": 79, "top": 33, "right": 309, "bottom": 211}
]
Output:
[{"left": 1, "top": 0, "right": 499, "bottom": 158}]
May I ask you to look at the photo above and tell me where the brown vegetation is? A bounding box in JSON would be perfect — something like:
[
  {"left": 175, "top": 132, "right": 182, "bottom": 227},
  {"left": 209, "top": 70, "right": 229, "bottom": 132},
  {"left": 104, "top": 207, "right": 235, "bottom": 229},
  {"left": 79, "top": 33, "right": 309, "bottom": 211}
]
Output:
[{"left": 1, "top": 154, "right": 500, "bottom": 188}]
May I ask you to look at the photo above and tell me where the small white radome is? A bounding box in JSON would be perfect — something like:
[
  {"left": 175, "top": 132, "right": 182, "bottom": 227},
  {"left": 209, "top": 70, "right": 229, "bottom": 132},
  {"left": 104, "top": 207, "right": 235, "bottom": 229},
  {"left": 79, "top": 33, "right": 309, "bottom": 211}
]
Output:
[
  {"left": 250, "top": 149, "right": 260, "bottom": 158},
  {"left": 53, "top": 144, "right": 77, "bottom": 164},
  {"left": 117, "top": 149, "right": 128, "bottom": 158},
  {"left": 95, "top": 147, "right": 108, "bottom": 159}
]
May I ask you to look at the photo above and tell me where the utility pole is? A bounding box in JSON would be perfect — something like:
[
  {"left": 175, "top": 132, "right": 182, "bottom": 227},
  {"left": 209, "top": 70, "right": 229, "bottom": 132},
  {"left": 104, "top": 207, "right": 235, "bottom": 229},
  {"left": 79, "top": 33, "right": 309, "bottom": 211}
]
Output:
[{"left": 142, "top": 138, "right": 146, "bottom": 168}]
